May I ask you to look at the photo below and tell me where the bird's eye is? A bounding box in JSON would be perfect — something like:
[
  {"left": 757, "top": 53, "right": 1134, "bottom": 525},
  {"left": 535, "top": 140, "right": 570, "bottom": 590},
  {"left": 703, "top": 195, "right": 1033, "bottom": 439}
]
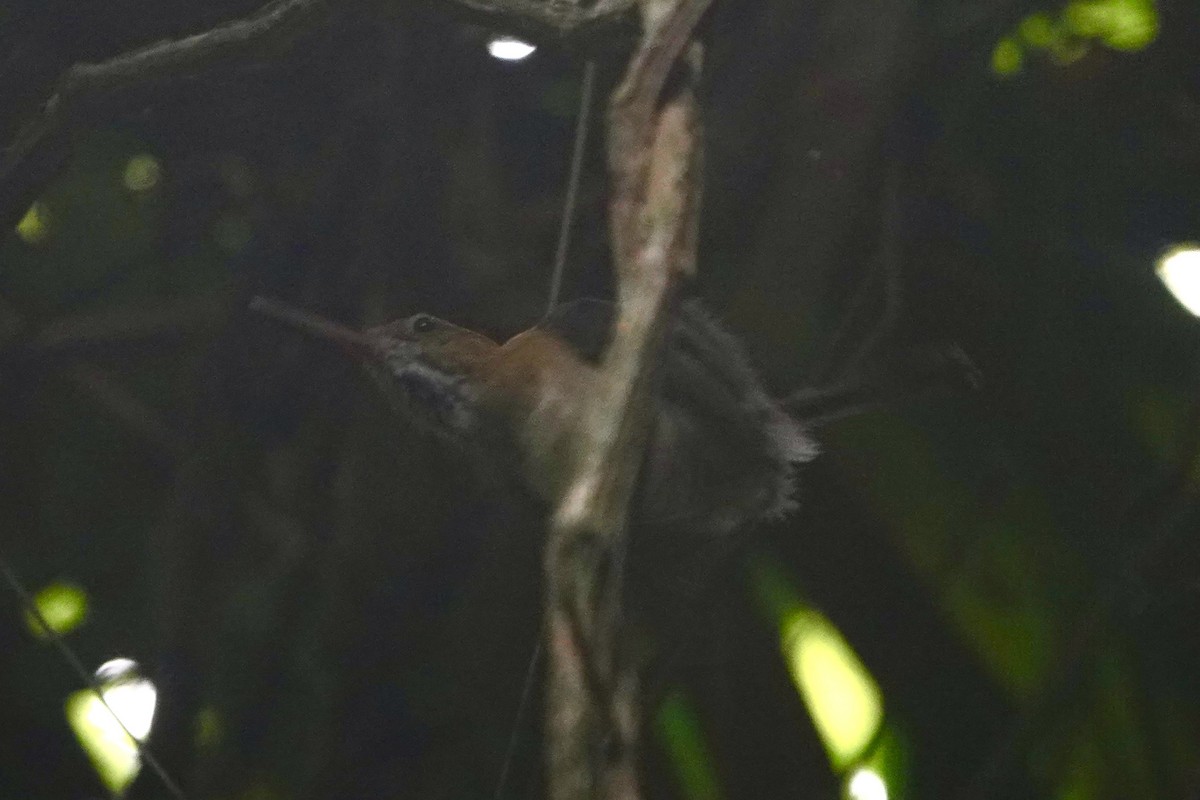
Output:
[{"left": 411, "top": 314, "right": 437, "bottom": 334}]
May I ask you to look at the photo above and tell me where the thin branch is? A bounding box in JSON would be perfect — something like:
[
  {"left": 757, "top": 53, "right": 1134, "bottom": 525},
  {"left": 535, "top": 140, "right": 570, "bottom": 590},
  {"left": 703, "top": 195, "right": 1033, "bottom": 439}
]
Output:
[
  {"left": 545, "top": 60, "right": 598, "bottom": 319},
  {"left": 542, "top": 0, "right": 711, "bottom": 797},
  {"left": 0, "top": 0, "right": 633, "bottom": 232},
  {"left": 839, "top": 163, "right": 904, "bottom": 379},
  {"left": 492, "top": 633, "right": 545, "bottom": 800},
  {"left": 0, "top": 0, "right": 335, "bottom": 232},
  {"left": 814, "top": 162, "right": 905, "bottom": 384},
  {"left": 441, "top": 0, "right": 636, "bottom": 41},
  {"left": 59, "top": 1, "right": 332, "bottom": 98}
]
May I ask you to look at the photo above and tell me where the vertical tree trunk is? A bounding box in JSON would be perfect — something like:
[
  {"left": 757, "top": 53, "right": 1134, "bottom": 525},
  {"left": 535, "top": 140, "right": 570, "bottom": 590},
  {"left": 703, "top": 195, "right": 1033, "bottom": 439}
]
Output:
[{"left": 543, "top": 1, "right": 711, "bottom": 797}]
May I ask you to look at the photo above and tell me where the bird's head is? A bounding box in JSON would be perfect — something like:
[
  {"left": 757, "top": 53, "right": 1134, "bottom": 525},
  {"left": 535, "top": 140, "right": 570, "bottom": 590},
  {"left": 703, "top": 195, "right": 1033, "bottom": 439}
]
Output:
[
  {"left": 360, "top": 312, "right": 501, "bottom": 438},
  {"left": 250, "top": 298, "right": 501, "bottom": 442}
]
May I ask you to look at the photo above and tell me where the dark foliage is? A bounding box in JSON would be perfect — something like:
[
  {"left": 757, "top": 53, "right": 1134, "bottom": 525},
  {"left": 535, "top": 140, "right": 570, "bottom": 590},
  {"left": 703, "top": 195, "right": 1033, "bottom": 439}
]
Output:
[{"left": 1, "top": 0, "right": 1198, "bottom": 798}]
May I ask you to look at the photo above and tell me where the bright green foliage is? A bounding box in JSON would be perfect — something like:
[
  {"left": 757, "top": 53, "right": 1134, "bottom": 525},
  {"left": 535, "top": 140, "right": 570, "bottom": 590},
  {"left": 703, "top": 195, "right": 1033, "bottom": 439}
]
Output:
[
  {"left": 65, "top": 690, "right": 142, "bottom": 795},
  {"left": 25, "top": 581, "right": 88, "bottom": 639},
  {"left": 751, "top": 561, "right": 885, "bottom": 771},
  {"left": 15, "top": 201, "right": 50, "bottom": 245},
  {"left": 1065, "top": 0, "right": 1158, "bottom": 50},
  {"left": 991, "top": 0, "right": 1158, "bottom": 76},
  {"left": 65, "top": 662, "right": 158, "bottom": 796},
  {"left": 656, "top": 691, "right": 724, "bottom": 800},
  {"left": 992, "top": 37, "right": 1025, "bottom": 75},
  {"left": 1019, "top": 13, "right": 1060, "bottom": 48}
]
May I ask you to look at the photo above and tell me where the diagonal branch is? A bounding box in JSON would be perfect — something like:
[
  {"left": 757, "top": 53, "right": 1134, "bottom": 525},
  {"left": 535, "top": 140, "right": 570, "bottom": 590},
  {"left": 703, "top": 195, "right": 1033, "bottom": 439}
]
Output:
[
  {"left": 0, "top": 0, "right": 336, "bottom": 233},
  {"left": 542, "top": 0, "right": 711, "bottom": 798},
  {"left": 0, "top": 0, "right": 636, "bottom": 234},
  {"left": 56, "top": 0, "right": 333, "bottom": 98}
]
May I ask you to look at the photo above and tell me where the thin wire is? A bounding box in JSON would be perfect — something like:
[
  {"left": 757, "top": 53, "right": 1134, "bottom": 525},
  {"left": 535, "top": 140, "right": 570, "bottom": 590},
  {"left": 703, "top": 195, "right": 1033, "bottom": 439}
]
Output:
[
  {"left": 496, "top": 56, "right": 597, "bottom": 800},
  {"left": 544, "top": 60, "right": 597, "bottom": 319},
  {"left": 0, "top": 551, "right": 189, "bottom": 800},
  {"left": 838, "top": 162, "right": 904, "bottom": 381},
  {"left": 812, "top": 162, "right": 904, "bottom": 384},
  {"left": 492, "top": 634, "right": 544, "bottom": 800}
]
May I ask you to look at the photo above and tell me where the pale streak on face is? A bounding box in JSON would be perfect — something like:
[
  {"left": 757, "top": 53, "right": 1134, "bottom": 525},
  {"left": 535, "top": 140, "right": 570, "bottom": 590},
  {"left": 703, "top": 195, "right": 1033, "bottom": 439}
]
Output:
[{"left": 378, "top": 340, "right": 478, "bottom": 437}]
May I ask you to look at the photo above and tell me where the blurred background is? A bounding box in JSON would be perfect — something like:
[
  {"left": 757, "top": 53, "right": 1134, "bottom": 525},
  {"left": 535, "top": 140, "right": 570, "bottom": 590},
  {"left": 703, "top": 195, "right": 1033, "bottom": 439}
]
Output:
[{"left": 1, "top": 0, "right": 1199, "bottom": 798}]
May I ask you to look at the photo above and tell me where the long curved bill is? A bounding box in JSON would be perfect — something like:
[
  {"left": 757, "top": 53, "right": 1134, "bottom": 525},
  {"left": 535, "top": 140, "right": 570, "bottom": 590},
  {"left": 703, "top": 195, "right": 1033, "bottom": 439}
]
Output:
[{"left": 249, "top": 296, "right": 382, "bottom": 361}]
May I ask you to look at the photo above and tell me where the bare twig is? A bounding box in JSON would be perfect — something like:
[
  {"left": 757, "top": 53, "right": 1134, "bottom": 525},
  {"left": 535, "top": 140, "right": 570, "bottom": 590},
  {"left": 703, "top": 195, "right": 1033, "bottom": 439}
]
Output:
[
  {"left": 492, "top": 633, "right": 545, "bottom": 800},
  {"left": 813, "top": 162, "right": 905, "bottom": 384},
  {"left": 0, "top": 0, "right": 634, "bottom": 233},
  {"left": 0, "top": 0, "right": 335, "bottom": 232},
  {"left": 443, "top": 0, "right": 636, "bottom": 41},
  {"left": 545, "top": 60, "right": 598, "bottom": 319},
  {"left": 58, "top": 1, "right": 332, "bottom": 97},
  {"left": 542, "top": 1, "right": 710, "bottom": 798},
  {"left": 842, "top": 164, "right": 904, "bottom": 377}
]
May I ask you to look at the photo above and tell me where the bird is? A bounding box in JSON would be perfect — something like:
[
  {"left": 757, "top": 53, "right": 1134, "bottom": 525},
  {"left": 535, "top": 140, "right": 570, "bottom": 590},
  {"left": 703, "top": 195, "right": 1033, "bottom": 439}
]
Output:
[{"left": 249, "top": 296, "right": 818, "bottom": 538}]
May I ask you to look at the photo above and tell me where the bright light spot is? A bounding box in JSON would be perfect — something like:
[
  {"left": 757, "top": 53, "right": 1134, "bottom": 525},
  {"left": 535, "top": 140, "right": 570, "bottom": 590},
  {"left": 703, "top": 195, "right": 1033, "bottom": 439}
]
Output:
[
  {"left": 782, "top": 608, "right": 884, "bottom": 769},
  {"left": 487, "top": 36, "right": 536, "bottom": 61},
  {"left": 1156, "top": 245, "right": 1200, "bottom": 317},
  {"left": 102, "top": 679, "right": 157, "bottom": 742},
  {"left": 846, "top": 768, "right": 889, "bottom": 800},
  {"left": 95, "top": 657, "right": 136, "bottom": 682},
  {"left": 25, "top": 581, "right": 88, "bottom": 639},
  {"left": 991, "top": 37, "right": 1024, "bottom": 76},
  {"left": 15, "top": 201, "right": 49, "bottom": 244},
  {"left": 65, "top": 658, "right": 158, "bottom": 794},
  {"left": 123, "top": 154, "right": 162, "bottom": 192},
  {"left": 94, "top": 658, "right": 156, "bottom": 741},
  {"left": 752, "top": 562, "right": 886, "bottom": 770}
]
